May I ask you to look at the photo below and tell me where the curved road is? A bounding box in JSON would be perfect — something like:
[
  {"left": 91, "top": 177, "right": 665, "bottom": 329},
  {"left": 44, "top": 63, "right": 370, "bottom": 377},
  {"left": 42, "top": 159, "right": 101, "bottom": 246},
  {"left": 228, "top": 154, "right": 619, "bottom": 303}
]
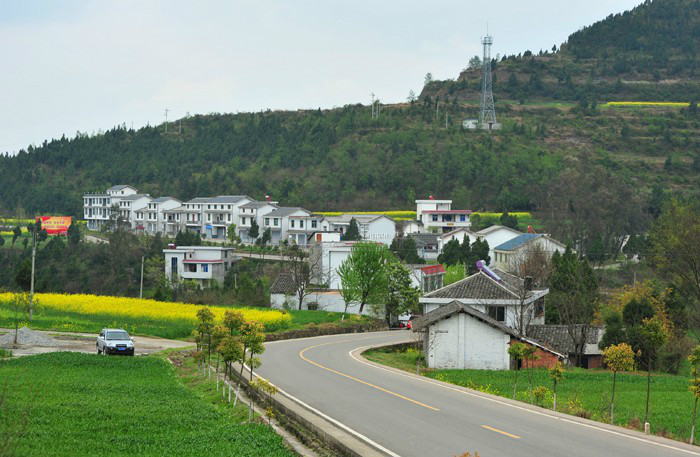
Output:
[{"left": 257, "top": 331, "right": 700, "bottom": 457}]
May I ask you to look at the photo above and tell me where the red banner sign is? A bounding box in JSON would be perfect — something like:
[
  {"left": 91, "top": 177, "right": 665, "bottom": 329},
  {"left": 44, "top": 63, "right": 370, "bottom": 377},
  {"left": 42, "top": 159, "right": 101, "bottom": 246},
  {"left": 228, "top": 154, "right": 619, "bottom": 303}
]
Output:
[{"left": 36, "top": 216, "right": 72, "bottom": 235}]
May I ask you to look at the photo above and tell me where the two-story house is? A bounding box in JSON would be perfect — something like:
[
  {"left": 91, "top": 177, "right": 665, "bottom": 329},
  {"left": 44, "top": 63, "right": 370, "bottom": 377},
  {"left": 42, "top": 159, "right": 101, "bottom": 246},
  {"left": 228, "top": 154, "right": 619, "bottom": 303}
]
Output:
[
  {"left": 415, "top": 197, "right": 472, "bottom": 234},
  {"left": 163, "top": 245, "right": 238, "bottom": 288},
  {"left": 202, "top": 195, "right": 252, "bottom": 240},
  {"left": 262, "top": 207, "right": 327, "bottom": 246}
]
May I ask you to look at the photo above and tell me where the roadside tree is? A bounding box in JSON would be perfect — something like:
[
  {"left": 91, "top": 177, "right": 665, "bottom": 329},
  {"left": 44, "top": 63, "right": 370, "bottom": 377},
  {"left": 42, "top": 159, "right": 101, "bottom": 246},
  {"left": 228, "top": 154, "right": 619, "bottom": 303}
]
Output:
[
  {"left": 688, "top": 346, "right": 700, "bottom": 444},
  {"left": 508, "top": 342, "right": 527, "bottom": 399},
  {"left": 602, "top": 342, "right": 636, "bottom": 423},
  {"left": 549, "top": 362, "right": 565, "bottom": 411}
]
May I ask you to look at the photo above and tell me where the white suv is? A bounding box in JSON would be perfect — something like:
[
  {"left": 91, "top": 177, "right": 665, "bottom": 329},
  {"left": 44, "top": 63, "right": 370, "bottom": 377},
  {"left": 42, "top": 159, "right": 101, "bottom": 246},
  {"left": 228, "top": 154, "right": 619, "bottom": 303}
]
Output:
[{"left": 96, "top": 328, "right": 135, "bottom": 356}]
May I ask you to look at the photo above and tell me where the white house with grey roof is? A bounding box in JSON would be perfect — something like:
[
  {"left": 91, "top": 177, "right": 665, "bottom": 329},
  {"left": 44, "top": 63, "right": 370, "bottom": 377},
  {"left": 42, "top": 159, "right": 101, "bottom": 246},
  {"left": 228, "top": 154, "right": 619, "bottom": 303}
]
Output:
[
  {"left": 324, "top": 214, "right": 396, "bottom": 245},
  {"left": 263, "top": 207, "right": 328, "bottom": 246},
  {"left": 415, "top": 197, "right": 472, "bottom": 234},
  {"left": 420, "top": 262, "right": 547, "bottom": 331},
  {"left": 143, "top": 197, "right": 181, "bottom": 235},
  {"left": 120, "top": 194, "right": 153, "bottom": 230},
  {"left": 238, "top": 201, "right": 279, "bottom": 243},
  {"left": 492, "top": 233, "right": 567, "bottom": 272},
  {"left": 83, "top": 185, "right": 139, "bottom": 230}
]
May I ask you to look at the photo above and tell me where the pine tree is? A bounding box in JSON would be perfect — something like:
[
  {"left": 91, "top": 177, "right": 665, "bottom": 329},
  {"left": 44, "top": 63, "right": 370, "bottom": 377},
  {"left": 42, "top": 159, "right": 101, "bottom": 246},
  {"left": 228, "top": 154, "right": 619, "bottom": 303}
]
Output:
[
  {"left": 344, "top": 218, "right": 361, "bottom": 241},
  {"left": 248, "top": 219, "right": 259, "bottom": 240}
]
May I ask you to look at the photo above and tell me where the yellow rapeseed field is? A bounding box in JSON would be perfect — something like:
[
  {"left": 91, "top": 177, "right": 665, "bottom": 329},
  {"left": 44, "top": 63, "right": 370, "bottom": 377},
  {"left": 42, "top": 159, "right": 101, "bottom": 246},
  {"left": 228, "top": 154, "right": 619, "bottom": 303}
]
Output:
[
  {"left": 606, "top": 101, "right": 690, "bottom": 107},
  {"left": 0, "top": 292, "right": 291, "bottom": 328}
]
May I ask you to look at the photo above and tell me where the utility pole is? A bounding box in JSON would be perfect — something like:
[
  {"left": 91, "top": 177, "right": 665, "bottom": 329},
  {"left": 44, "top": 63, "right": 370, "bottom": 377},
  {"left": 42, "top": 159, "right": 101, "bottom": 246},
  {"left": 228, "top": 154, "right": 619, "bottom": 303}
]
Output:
[
  {"left": 139, "top": 256, "right": 144, "bottom": 299},
  {"left": 445, "top": 111, "right": 448, "bottom": 128},
  {"left": 30, "top": 227, "right": 36, "bottom": 320},
  {"left": 371, "top": 93, "right": 375, "bottom": 119},
  {"left": 436, "top": 100, "right": 440, "bottom": 119},
  {"left": 178, "top": 118, "right": 182, "bottom": 134},
  {"left": 164, "top": 108, "right": 170, "bottom": 133}
]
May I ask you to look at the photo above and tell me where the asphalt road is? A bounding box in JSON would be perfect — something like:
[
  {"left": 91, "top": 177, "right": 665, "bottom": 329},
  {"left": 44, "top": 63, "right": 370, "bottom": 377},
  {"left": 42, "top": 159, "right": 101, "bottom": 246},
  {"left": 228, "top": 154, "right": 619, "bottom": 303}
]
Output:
[{"left": 257, "top": 331, "right": 700, "bottom": 457}]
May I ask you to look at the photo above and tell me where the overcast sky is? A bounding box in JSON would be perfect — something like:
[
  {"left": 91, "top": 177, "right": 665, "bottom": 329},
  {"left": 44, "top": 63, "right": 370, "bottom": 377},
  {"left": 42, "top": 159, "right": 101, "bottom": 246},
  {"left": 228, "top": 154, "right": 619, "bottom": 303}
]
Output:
[{"left": 1, "top": 0, "right": 643, "bottom": 154}]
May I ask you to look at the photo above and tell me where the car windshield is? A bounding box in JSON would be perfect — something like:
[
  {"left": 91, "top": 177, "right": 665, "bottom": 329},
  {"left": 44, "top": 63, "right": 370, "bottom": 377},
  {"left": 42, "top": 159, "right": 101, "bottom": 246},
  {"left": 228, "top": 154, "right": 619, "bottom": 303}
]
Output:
[{"left": 106, "top": 331, "right": 130, "bottom": 341}]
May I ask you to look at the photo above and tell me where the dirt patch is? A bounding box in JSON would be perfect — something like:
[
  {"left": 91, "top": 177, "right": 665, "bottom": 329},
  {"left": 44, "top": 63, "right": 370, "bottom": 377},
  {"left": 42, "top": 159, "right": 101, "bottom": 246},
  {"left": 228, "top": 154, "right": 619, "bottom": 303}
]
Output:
[{"left": 0, "top": 327, "right": 59, "bottom": 347}]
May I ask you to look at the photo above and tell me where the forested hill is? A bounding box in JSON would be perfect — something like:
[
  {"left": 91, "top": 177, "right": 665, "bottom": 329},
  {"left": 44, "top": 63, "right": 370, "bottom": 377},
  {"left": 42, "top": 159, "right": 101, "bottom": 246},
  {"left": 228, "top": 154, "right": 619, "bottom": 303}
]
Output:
[
  {"left": 2, "top": 99, "right": 699, "bottom": 218},
  {"left": 1, "top": 0, "right": 699, "bottom": 218},
  {"left": 421, "top": 0, "right": 700, "bottom": 103}
]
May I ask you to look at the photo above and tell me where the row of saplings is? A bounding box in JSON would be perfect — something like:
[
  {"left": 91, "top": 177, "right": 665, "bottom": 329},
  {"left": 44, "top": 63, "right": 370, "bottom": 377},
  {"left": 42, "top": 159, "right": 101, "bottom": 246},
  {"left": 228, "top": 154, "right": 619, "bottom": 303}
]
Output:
[
  {"left": 508, "top": 329, "right": 700, "bottom": 445},
  {"left": 192, "top": 307, "right": 278, "bottom": 424}
]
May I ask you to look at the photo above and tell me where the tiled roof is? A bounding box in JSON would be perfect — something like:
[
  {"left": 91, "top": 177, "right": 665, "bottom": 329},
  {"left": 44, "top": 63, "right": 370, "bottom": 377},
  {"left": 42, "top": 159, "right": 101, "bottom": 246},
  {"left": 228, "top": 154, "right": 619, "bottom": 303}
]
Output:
[
  {"left": 441, "top": 228, "right": 478, "bottom": 239},
  {"left": 266, "top": 207, "right": 310, "bottom": 218},
  {"left": 424, "top": 271, "right": 518, "bottom": 300},
  {"left": 270, "top": 273, "right": 297, "bottom": 294},
  {"left": 475, "top": 225, "right": 522, "bottom": 236},
  {"left": 120, "top": 194, "right": 152, "bottom": 201},
  {"left": 494, "top": 233, "right": 539, "bottom": 251},
  {"left": 408, "top": 233, "right": 439, "bottom": 247},
  {"left": 209, "top": 195, "right": 248, "bottom": 204},
  {"left": 412, "top": 301, "right": 565, "bottom": 358},
  {"left": 527, "top": 325, "right": 604, "bottom": 355},
  {"left": 153, "top": 196, "right": 180, "bottom": 203},
  {"left": 107, "top": 185, "right": 133, "bottom": 191},
  {"left": 240, "top": 201, "right": 276, "bottom": 209},
  {"left": 186, "top": 197, "right": 212, "bottom": 204}
]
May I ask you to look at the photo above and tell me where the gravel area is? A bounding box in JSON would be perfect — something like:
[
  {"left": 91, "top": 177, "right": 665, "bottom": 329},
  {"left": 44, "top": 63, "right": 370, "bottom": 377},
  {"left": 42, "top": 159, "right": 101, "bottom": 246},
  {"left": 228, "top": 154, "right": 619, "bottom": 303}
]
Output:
[{"left": 0, "top": 326, "right": 59, "bottom": 347}]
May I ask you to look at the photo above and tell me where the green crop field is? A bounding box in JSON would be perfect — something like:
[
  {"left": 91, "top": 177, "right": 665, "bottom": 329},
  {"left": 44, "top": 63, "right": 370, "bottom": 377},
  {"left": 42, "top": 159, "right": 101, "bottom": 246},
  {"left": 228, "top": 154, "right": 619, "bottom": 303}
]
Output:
[
  {"left": 0, "top": 352, "right": 294, "bottom": 457},
  {"left": 365, "top": 348, "right": 698, "bottom": 443}
]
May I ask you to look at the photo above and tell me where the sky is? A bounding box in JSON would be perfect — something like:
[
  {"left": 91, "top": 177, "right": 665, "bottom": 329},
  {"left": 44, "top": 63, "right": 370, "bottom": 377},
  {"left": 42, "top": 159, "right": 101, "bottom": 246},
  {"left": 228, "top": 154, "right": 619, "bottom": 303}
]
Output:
[{"left": 0, "top": 0, "right": 644, "bottom": 154}]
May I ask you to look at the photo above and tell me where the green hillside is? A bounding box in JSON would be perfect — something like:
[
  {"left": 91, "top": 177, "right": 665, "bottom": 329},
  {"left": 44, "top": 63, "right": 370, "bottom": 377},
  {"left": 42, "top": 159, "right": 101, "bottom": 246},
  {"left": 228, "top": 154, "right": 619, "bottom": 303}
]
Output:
[
  {"left": 0, "top": 0, "right": 698, "bottom": 218},
  {"left": 422, "top": 0, "right": 700, "bottom": 103}
]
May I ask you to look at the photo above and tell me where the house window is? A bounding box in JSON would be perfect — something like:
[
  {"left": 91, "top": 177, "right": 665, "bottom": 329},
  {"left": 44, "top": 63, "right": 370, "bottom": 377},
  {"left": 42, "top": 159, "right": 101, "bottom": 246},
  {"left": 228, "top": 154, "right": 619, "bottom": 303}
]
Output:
[
  {"left": 265, "top": 218, "right": 270, "bottom": 226},
  {"left": 291, "top": 220, "right": 295, "bottom": 228},
  {"left": 444, "top": 215, "right": 452, "bottom": 222},
  {"left": 535, "top": 298, "right": 545, "bottom": 317},
  {"left": 300, "top": 220, "right": 304, "bottom": 228},
  {"left": 227, "top": 214, "right": 231, "bottom": 222},
  {"left": 311, "top": 220, "right": 317, "bottom": 229},
  {"left": 432, "top": 215, "right": 438, "bottom": 222},
  {"left": 241, "top": 217, "right": 246, "bottom": 225},
  {"left": 460, "top": 215, "right": 466, "bottom": 222},
  {"left": 487, "top": 306, "right": 505, "bottom": 322},
  {"left": 273, "top": 218, "right": 279, "bottom": 226},
  {"left": 202, "top": 264, "right": 209, "bottom": 273}
]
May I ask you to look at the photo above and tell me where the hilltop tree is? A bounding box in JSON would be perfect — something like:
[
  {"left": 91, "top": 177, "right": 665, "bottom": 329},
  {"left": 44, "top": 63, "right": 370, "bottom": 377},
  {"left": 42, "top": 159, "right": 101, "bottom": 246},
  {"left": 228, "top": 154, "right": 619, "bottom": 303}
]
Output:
[
  {"left": 467, "top": 55, "right": 482, "bottom": 70},
  {"left": 67, "top": 221, "right": 81, "bottom": 245}
]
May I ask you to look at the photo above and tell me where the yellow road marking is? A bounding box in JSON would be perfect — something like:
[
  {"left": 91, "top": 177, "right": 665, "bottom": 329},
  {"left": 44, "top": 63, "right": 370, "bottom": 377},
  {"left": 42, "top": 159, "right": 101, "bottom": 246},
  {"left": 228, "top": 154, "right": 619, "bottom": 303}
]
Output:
[
  {"left": 299, "top": 340, "right": 439, "bottom": 411},
  {"left": 481, "top": 425, "right": 521, "bottom": 439}
]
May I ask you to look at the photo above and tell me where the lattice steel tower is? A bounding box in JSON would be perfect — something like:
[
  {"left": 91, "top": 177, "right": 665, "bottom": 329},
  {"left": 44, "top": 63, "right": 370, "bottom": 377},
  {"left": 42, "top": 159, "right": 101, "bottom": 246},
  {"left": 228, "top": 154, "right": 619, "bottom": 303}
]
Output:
[{"left": 479, "top": 34, "right": 498, "bottom": 129}]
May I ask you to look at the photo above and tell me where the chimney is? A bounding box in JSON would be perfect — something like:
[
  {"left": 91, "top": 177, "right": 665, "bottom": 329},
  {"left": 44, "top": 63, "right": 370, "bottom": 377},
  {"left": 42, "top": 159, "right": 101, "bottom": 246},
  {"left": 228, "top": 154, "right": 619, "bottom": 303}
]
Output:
[
  {"left": 429, "top": 195, "right": 435, "bottom": 200},
  {"left": 266, "top": 195, "right": 271, "bottom": 202}
]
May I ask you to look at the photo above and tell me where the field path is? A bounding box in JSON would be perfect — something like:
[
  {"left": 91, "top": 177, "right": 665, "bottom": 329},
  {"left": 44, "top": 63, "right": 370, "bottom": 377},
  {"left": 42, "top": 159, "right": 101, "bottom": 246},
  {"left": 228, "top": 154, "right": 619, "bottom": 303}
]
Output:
[{"left": 0, "top": 328, "right": 191, "bottom": 356}]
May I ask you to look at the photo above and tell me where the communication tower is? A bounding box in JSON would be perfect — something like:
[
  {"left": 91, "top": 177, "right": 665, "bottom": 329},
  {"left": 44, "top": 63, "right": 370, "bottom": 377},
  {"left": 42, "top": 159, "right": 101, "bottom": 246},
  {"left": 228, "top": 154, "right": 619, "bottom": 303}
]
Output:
[{"left": 478, "top": 34, "right": 500, "bottom": 130}]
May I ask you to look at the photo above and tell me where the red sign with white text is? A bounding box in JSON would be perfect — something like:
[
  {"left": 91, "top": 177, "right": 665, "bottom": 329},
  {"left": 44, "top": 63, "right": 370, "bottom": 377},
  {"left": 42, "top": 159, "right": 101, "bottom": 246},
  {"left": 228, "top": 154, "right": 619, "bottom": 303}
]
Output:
[{"left": 36, "top": 216, "right": 72, "bottom": 235}]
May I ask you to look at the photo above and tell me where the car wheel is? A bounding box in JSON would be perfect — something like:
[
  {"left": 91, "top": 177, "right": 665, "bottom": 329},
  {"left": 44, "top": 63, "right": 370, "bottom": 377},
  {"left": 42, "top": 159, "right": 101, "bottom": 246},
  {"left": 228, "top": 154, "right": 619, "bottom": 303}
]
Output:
[{"left": 97, "top": 346, "right": 101, "bottom": 354}]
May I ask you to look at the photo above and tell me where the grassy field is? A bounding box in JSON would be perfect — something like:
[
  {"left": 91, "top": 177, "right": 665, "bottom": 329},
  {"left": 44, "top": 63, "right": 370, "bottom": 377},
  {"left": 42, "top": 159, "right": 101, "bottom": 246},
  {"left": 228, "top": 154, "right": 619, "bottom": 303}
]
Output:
[
  {"left": 364, "top": 348, "right": 697, "bottom": 443},
  {"left": 0, "top": 292, "right": 369, "bottom": 339},
  {"left": 0, "top": 352, "right": 294, "bottom": 457}
]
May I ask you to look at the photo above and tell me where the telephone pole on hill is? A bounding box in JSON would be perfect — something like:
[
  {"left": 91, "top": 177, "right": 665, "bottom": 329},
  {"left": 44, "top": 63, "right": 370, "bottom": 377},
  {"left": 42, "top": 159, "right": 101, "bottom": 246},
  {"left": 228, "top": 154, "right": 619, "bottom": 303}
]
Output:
[{"left": 164, "top": 108, "right": 170, "bottom": 133}]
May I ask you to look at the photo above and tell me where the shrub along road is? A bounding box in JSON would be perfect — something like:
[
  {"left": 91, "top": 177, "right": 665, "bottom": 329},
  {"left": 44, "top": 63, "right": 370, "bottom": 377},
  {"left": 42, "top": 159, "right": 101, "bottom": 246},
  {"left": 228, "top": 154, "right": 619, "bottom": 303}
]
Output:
[{"left": 256, "top": 331, "right": 700, "bottom": 457}]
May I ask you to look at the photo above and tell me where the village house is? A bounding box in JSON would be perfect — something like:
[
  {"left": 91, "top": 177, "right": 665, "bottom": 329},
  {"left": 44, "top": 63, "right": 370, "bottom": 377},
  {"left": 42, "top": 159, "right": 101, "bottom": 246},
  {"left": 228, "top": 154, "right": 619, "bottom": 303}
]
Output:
[
  {"left": 324, "top": 214, "right": 396, "bottom": 245},
  {"left": 163, "top": 245, "right": 238, "bottom": 288},
  {"left": 527, "top": 325, "right": 605, "bottom": 369},
  {"left": 408, "top": 232, "right": 440, "bottom": 260},
  {"left": 238, "top": 200, "right": 279, "bottom": 242},
  {"left": 262, "top": 207, "right": 328, "bottom": 246},
  {"left": 414, "top": 261, "right": 563, "bottom": 370},
  {"left": 143, "top": 197, "right": 181, "bottom": 235},
  {"left": 407, "top": 264, "right": 446, "bottom": 293},
  {"left": 83, "top": 185, "right": 140, "bottom": 230},
  {"left": 492, "top": 233, "right": 567, "bottom": 272},
  {"left": 415, "top": 196, "right": 472, "bottom": 234}
]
